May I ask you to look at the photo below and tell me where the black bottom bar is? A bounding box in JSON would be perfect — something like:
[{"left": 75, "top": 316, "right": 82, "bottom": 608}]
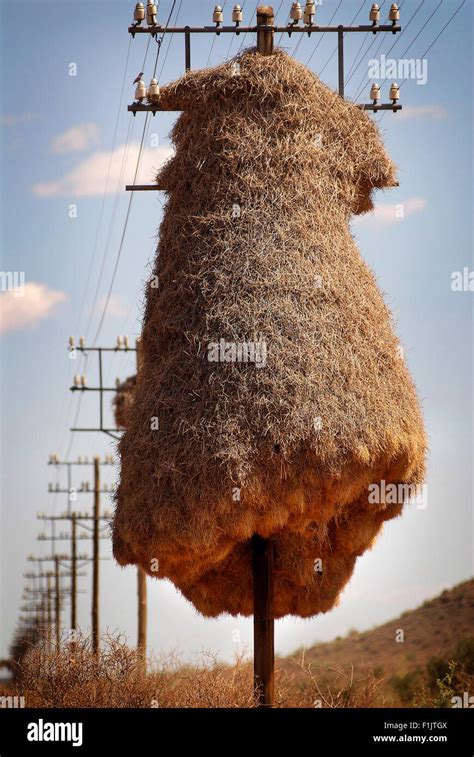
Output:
[{"left": 0, "top": 708, "right": 471, "bottom": 755}]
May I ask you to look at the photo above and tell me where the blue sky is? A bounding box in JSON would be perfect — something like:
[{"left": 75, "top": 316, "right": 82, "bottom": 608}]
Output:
[{"left": 1, "top": 0, "right": 472, "bottom": 663}]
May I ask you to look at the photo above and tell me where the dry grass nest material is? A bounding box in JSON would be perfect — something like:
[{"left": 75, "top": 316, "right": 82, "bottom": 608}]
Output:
[
  {"left": 113, "top": 48, "right": 426, "bottom": 618},
  {"left": 113, "top": 375, "right": 137, "bottom": 430}
]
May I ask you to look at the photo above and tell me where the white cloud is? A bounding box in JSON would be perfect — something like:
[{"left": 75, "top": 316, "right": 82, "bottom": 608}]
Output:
[
  {"left": 51, "top": 122, "right": 100, "bottom": 154},
  {"left": 356, "top": 197, "right": 426, "bottom": 225},
  {"left": 96, "top": 295, "right": 128, "bottom": 319},
  {"left": 0, "top": 282, "right": 67, "bottom": 335},
  {"left": 1, "top": 113, "right": 40, "bottom": 126},
  {"left": 32, "top": 143, "right": 174, "bottom": 198},
  {"left": 398, "top": 104, "right": 447, "bottom": 121}
]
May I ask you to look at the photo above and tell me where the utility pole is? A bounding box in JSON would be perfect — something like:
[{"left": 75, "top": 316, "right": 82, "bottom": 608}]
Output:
[
  {"left": 71, "top": 513, "right": 77, "bottom": 631},
  {"left": 125, "top": 4, "right": 402, "bottom": 191},
  {"left": 24, "top": 563, "right": 83, "bottom": 648},
  {"left": 67, "top": 338, "right": 137, "bottom": 439},
  {"left": 47, "top": 454, "right": 115, "bottom": 514},
  {"left": 252, "top": 535, "right": 275, "bottom": 707},
  {"left": 135, "top": 338, "right": 147, "bottom": 666},
  {"left": 67, "top": 340, "right": 148, "bottom": 660},
  {"left": 92, "top": 456, "right": 100, "bottom": 654},
  {"left": 256, "top": 5, "right": 274, "bottom": 56},
  {"left": 45, "top": 453, "right": 114, "bottom": 640},
  {"left": 46, "top": 573, "right": 53, "bottom": 646},
  {"left": 54, "top": 556, "right": 61, "bottom": 647},
  {"left": 127, "top": 3, "right": 402, "bottom": 101},
  {"left": 37, "top": 515, "right": 110, "bottom": 642},
  {"left": 137, "top": 569, "right": 147, "bottom": 665}
]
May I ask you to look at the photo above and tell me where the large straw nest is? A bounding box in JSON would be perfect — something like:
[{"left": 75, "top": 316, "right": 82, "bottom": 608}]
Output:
[
  {"left": 113, "top": 375, "right": 137, "bottom": 430},
  {"left": 113, "top": 49, "right": 426, "bottom": 618}
]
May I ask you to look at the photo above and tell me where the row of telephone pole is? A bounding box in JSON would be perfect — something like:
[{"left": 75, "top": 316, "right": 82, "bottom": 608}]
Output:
[{"left": 12, "top": 339, "right": 147, "bottom": 667}]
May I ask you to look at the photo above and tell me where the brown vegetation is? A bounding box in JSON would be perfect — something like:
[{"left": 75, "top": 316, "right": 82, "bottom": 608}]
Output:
[{"left": 5, "top": 581, "right": 471, "bottom": 709}]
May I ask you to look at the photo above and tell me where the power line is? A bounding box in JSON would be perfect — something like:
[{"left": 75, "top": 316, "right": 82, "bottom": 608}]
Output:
[
  {"left": 301, "top": 0, "right": 343, "bottom": 65},
  {"left": 344, "top": 0, "right": 390, "bottom": 87},
  {"left": 158, "top": 0, "right": 184, "bottom": 78},
  {"left": 352, "top": 0, "right": 429, "bottom": 103},
  {"left": 379, "top": 0, "right": 465, "bottom": 123},
  {"left": 90, "top": 0, "right": 178, "bottom": 346},
  {"left": 74, "top": 37, "right": 133, "bottom": 340},
  {"left": 84, "top": 35, "right": 156, "bottom": 343},
  {"left": 397, "top": 0, "right": 444, "bottom": 62},
  {"left": 84, "top": 119, "right": 135, "bottom": 342},
  {"left": 227, "top": 0, "right": 250, "bottom": 57},
  {"left": 237, "top": 2, "right": 258, "bottom": 54},
  {"left": 415, "top": 0, "right": 464, "bottom": 62},
  {"left": 310, "top": 0, "right": 366, "bottom": 74},
  {"left": 63, "top": 37, "right": 154, "bottom": 450},
  {"left": 206, "top": 0, "right": 229, "bottom": 66},
  {"left": 54, "top": 36, "right": 133, "bottom": 458},
  {"left": 90, "top": 123, "right": 147, "bottom": 347}
]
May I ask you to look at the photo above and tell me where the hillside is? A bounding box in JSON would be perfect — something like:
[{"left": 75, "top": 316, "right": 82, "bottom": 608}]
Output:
[{"left": 281, "top": 578, "right": 474, "bottom": 702}]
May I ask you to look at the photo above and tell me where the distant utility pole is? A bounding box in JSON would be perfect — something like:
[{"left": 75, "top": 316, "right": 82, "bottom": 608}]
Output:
[
  {"left": 65, "top": 339, "right": 148, "bottom": 662},
  {"left": 25, "top": 566, "right": 87, "bottom": 644},
  {"left": 92, "top": 456, "right": 100, "bottom": 654},
  {"left": 135, "top": 339, "right": 147, "bottom": 666},
  {"left": 36, "top": 507, "right": 110, "bottom": 650},
  {"left": 24, "top": 559, "right": 84, "bottom": 647},
  {"left": 47, "top": 454, "right": 115, "bottom": 514},
  {"left": 67, "top": 337, "right": 137, "bottom": 439}
]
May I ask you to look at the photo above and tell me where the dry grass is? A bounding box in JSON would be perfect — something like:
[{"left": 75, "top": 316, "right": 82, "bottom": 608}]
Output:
[
  {"left": 9, "top": 633, "right": 384, "bottom": 709},
  {"left": 282, "top": 578, "right": 474, "bottom": 703},
  {"left": 8, "top": 632, "right": 471, "bottom": 709},
  {"left": 113, "top": 375, "right": 137, "bottom": 430},
  {"left": 114, "top": 47, "right": 426, "bottom": 619},
  {"left": 5, "top": 584, "right": 472, "bottom": 709}
]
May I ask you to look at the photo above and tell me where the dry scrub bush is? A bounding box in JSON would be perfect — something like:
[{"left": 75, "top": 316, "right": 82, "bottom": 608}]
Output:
[
  {"left": 14, "top": 636, "right": 255, "bottom": 708},
  {"left": 278, "top": 651, "right": 387, "bottom": 708},
  {"left": 16, "top": 634, "right": 160, "bottom": 708},
  {"left": 12, "top": 634, "right": 393, "bottom": 709}
]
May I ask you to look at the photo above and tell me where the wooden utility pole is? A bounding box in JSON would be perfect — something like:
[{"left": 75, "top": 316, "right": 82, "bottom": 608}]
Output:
[
  {"left": 71, "top": 513, "right": 77, "bottom": 631},
  {"left": 137, "top": 568, "right": 147, "bottom": 665},
  {"left": 135, "top": 338, "right": 147, "bottom": 665},
  {"left": 252, "top": 534, "right": 275, "bottom": 707},
  {"left": 92, "top": 456, "right": 100, "bottom": 654},
  {"left": 46, "top": 573, "right": 52, "bottom": 645},
  {"left": 54, "top": 557, "right": 61, "bottom": 647},
  {"left": 37, "top": 513, "right": 110, "bottom": 643},
  {"left": 256, "top": 5, "right": 274, "bottom": 56}
]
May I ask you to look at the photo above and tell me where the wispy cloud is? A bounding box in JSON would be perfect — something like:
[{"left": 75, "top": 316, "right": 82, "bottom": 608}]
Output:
[
  {"left": 32, "top": 143, "right": 174, "bottom": 198},
  {"left": 356, "top": 197, "right": 426, "bottom": 226},
  {"left": 1, "top": 113, "right": 40, "bottom": 127},
  {"left": 0, "top": 282, "right": 67, "bottom": 335},
  {"left": 51, "top": 122, "right": 100, "bottom": 154},
  {"left": 96, "top": 295, "right": 128, "bottom": 319},
  {"left": 398, "top": 104, "right": 447, "bottom": 121}
]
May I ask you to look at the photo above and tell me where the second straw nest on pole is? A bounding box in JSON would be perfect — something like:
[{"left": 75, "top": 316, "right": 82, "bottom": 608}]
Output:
[{"left": 113, "top": 49, "right": 426, "bottom": 619}]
